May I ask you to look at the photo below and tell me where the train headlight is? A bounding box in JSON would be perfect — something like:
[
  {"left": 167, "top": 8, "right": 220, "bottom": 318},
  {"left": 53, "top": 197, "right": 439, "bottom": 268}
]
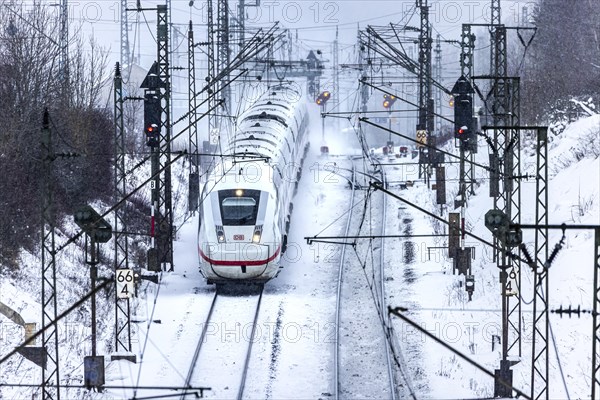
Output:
[
  {"left": 215, "top": 225, "right": 226, "bottom": 243},
  {"left": 252, "top": 225, "right": 263, "bottom": 243}
]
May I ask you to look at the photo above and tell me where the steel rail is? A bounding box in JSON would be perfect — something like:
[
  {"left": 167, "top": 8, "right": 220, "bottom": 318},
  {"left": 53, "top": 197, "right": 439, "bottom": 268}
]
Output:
[
  {"left": 334, "top": 162, "right": 357, "bottom": 400},
  {"left": 180, "top": 292, "right": 219, "bottom": 399},
  {"left": 237, "top": 287, "right": 264, "bottom": 400},
  {"left": 378, "top": 167, "right": 397, "bottom": 400}
]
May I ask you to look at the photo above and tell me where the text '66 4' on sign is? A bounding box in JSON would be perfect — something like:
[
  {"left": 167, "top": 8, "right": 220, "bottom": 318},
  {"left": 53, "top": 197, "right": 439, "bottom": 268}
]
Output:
[{"left": 116, "top": 269, "right": 134, "bottom": 299}]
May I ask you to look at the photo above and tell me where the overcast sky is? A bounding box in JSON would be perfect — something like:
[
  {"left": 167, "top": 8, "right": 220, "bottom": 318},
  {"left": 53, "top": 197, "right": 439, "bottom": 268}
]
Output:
[
  {"left": 59, "top": 0, "right": 534, "bottom": 67},
  {"left": 50, "top": 0, "right": 535, "bottom": 124}
]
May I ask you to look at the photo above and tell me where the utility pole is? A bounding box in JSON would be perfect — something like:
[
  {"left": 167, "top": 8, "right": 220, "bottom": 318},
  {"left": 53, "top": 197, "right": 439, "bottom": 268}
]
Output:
[
  {"left": 531, "top": 127, "right": 549, "bottom": 400},
  {"left": 593, "top": 225, "right": 600, "bottom": 399},
  {"left": 460, "top": 25, "right": 477, "bottom": 201},
  {"left": 112, "top": 63, "right": 135, "bottom": 362},
  {"left": 231, "top": 0, "right": 261, "bottom": 55},
  {"left": 205, "top": 0, "right": 214, "bottom": 131},
  {"left": 358, "top": 27, "right": 369, "bottom": 114},
  {"left": 41, "top": 109, "right": 61, "bottom": 400},
  {"left": 490, "top": 0, "right": 501, "bottom": 77},
  {"left": 188, "top": 21, "right": 200, "bottom": 213},
  {"left": 506, "top": 79, "right": 522, "bottom": 360},
  {"left": 206, "top": 0, "right": 218, "bottom": 149},
  {"left": 490, "top": 24, "right": 513, "bottom": 399},
  {"left": 434, "top": 34, "right": 442, "bottom": 135},
  {"left": 333, "top": 26, "right": 340, "bottom": 131},
  {"left": 59, "top": 0, "right": 69, "bottom": 97},
  {"left": 416, "top": 0, "right": 433, "bottom": 184},
  {"left": 156, "top": 5, "right": 174, "bottom": 270},
  {"left": 236, "top": 0, "right": 245, "bottom": 52},
  {"left": 288, "top": 30, "right": 293, "bottom": 63},
  {"left": 486, "top": 0, "right": 523, "bottom": 394},
  {"left": 217, "top": 0, "right": 230, "bottom": 110},
  {"left": 120, "top": 0, "right": 131, "bottom": 67}
]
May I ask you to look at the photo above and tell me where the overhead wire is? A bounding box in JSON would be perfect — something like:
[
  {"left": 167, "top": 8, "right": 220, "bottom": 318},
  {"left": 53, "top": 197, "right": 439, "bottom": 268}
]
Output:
[{"left": 347, "top": 144, "right": 418, "bottom": 399}]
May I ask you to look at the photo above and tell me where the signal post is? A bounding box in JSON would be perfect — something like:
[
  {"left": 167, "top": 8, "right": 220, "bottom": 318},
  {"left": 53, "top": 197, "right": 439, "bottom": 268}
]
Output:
[
  {"left": 383, "top": 94, "right": 397, "bottom": 152},
  {"left": 141, "top": 63, "right": 165, "bottom": 272},
  {"left": 316, "top": 91, "right": 331, "bottom": 153},
  {"left": 450, "top": 76, "right": 477, "bottom": 301}
]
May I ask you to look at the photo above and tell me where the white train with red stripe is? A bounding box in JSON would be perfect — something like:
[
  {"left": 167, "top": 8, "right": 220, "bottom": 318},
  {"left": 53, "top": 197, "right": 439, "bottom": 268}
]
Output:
[{"left": 198, "top": 85, "right": 309, "bottom": 284}]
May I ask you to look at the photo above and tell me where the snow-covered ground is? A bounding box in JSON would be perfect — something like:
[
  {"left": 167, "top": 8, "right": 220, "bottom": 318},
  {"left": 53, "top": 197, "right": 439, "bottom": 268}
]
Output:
[
  {"left": 381, "top": 115, "right": 600, "bottom": 399},
  {"left": 1, "top": 112, "right": 599, "bottom": 399}
]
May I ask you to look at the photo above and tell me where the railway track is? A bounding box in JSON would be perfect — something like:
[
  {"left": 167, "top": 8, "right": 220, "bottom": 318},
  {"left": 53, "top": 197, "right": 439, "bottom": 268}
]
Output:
[
  {"left": 181, "top": 287, "right": 264, "bottom": 399},
  {"left": 333, "top": 161, "right": 357, "bottom": 400},
  {"left": 333, "top": 158, "right": 397, "bottom": 399},
  {"left": 378, "top": 167, "right": 398, "bottom": 400}
]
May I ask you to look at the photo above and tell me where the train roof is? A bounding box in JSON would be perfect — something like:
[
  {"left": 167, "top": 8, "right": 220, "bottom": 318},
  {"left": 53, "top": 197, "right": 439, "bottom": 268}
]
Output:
[
  {"left": 227, "top": 84, "right": 306, "bottom": 161},
  {"left": 203, "top": 159, "right": 276, "bottom": 192}
]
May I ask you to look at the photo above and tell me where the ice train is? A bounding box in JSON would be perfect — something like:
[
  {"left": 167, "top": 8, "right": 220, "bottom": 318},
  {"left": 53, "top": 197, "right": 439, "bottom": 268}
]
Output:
[{"left": 198, "top": 85, "right": 309, "bottom": 284}]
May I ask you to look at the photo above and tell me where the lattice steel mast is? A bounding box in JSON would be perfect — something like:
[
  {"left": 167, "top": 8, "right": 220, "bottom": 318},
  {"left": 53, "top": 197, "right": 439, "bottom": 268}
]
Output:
[
  {"left": 120, "top": 0, "right": 131, "bottom": 67},
  {"left": 188, "top": 21, "right": 200, "bottom": 212},
  {"left": 333, "top": 27, "right": 340, "bottom": 130},
  {"left": 531, "top": 128, "right": 549, "bottom": 400},
  {"left": 206, "top": 0, "right": 217, "bottom": 142},
  {"left": 112, "top": 63, "right": 134, "bottom": 359},
  {"left": 434, "top": 34, "right": 442, "bottom": 135},
  {"left": 41, "top": 109, "right": 61, "bottom": 400},
  {"left": 59, "top": 0, "right": 68, "bottom": 90},
  {"left": 155, "top": 5, "right": 174, "bottom": 270},
  {"left": 416, "top": 0, "right": 433, "bottom": 182},
  {"left": 593, "top": 226, "right": 600, "bottom": 398},
  {"left": 217, "top": 0, "right": 230, "bottom": 110}
]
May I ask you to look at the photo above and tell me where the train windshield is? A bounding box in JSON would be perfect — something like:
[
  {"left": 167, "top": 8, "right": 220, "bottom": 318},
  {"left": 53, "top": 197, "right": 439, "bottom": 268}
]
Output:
[{"left": 218, "top": 189, "right": 261, "bottom": 226}]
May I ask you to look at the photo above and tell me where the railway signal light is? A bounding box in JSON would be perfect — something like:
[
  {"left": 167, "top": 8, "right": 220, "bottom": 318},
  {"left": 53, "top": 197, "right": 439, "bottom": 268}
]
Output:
[
  {"left": 144, "top": 92, "right": 161, "bottom": 148},
  {"left": 505, "top": 229, "right": 523, "bottom": 248},
  {"left": 383, "top": 93, "right": 397, "bottom": 109},
  {"left": 74, "top": 205, "right": 112, "bottom": 243},
  {"left": 454, "top": 93, "right": 473, "bottom": 140},
  {"left": 145, "top": 124, "right": 160, "bottom": 148},
  {"left": 484, "top": 208, "right": 509, "bottom": 242},
  {"left": 315, "top": 91, "right": 331, "bottom": 105}
]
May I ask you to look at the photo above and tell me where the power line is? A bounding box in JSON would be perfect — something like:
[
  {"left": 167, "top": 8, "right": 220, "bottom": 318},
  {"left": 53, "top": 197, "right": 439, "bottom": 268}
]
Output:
[
  {"left": 389, "top": 306, "right": 531, "bottom": 400},
  {"left": 0, "top": 278, "right": 113, "bottom": 367}
]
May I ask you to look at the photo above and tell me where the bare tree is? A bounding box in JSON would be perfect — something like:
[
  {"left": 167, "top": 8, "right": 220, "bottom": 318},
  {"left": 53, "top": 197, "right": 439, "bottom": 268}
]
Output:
[
  {"left": 519, "top": 0, "right": 600, "bottom": 121},
  {"left": 0, "top": 1, "right": 114, "bottom": 269}
]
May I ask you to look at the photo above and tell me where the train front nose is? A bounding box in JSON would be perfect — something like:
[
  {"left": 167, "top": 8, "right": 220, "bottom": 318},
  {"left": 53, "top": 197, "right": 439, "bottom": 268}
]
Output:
[
  {"left": 199, "top": 240, "right": 280, "bottom": 279},
  {"left": 199, "top": 188, "right": 280, "bottom": 281}
]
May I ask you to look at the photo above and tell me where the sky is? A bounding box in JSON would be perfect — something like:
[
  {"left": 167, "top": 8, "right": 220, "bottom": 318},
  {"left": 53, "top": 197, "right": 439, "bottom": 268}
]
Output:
[
  {"left": 26, "top": 0, "right": 538, "bottom": 142},
  {"left": 56, "top": 0, "right": 536, "bottom": 125},
  {"left": 56, "top": 0, "right": 536, "bottom": 68}
]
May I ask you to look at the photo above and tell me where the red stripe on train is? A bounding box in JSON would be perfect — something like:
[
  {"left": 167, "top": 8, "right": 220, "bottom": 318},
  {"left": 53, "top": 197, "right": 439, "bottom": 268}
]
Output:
[{"left": 199, "top": 246, "right": 281, "bottom": 266}]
